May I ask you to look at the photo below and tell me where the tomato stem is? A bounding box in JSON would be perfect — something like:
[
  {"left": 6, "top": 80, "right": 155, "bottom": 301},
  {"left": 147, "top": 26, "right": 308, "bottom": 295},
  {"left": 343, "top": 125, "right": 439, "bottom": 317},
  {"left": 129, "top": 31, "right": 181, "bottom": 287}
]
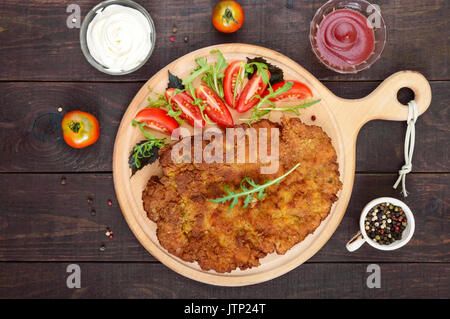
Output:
[
  {"left": 69, "top": 121, "right": 81, "bottom": 133},
  {"left": 223, "top": 8, "right": 239, "bottom": 25}
]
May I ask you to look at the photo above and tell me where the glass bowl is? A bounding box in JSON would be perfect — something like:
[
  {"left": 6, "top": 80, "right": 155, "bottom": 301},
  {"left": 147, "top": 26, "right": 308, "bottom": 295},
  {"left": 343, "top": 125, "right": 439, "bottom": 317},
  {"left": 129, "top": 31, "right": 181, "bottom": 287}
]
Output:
[
  {"left": 309, "top": 0, "right": 386, "bottom": 74},
  {"left": 80, "top": 0, "right": 156, "bottom": 75}
]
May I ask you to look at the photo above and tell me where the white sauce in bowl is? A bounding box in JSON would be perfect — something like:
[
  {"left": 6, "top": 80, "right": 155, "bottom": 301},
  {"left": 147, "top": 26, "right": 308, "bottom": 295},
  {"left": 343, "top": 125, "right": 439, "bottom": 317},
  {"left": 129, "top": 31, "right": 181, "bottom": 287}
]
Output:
[{"left": 86, "top": 4, "right": 152, "bottom": 73}]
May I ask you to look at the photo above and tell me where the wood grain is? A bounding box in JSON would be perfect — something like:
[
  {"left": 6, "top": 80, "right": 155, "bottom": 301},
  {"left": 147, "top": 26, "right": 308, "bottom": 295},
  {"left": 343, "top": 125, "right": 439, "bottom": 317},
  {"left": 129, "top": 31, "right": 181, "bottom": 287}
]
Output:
[
  {"left": 0, "top": 82, "right": 141, "bottom": 172},
  {"left": 0, "top": 262, "right": 448, "bottom": 298},
  {"left": 0, "top": 0, "right": 448, "bottom": 81},
  {"left": 0, "top": 81, "right": 447, "bottom": 173},
  {"left": 0, "top": 173, "right": 447, "bottom": 263},
  {"left": 0, "top": 0, "right": 448, "bottom": 297}
]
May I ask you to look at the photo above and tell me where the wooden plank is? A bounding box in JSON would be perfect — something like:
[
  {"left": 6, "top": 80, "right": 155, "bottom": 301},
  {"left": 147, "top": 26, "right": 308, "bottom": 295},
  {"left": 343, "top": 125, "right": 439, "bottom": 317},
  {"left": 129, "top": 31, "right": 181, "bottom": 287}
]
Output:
[
  {"left": 0, "top": 0, "right": 448, "bottom": 81},
  {"left": 0, "top": 81, "right": 447, "bottom": 173},
  {"left": 0, "top": 262, "right": 448, "bottom": 298},
  {"left": 0, "top": 173, "right": 447, "bottom": 263},
  {"left": 0, "top": 82, "right": 141, "bottom": 172}
]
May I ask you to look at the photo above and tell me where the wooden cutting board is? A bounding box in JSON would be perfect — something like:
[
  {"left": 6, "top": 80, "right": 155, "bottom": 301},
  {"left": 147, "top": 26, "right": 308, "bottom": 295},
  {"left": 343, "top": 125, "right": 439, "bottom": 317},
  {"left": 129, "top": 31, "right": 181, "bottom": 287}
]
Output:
[{"left": 113, "top": 44, "right": 432, "bottom": 286}]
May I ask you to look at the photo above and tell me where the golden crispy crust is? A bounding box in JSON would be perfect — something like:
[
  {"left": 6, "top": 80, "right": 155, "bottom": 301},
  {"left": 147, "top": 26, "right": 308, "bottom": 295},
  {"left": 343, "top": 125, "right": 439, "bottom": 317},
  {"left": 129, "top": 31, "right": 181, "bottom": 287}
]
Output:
[{"left": 142, "top": 118, "right": 342, "bottom": 273}]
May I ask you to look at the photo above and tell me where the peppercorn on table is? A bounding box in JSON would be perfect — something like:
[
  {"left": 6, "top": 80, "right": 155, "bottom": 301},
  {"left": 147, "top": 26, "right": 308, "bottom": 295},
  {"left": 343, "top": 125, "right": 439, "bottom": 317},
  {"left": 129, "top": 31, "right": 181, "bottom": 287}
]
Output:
[{"left": 0, "top": 0, "right": 448, "bottom": 298}]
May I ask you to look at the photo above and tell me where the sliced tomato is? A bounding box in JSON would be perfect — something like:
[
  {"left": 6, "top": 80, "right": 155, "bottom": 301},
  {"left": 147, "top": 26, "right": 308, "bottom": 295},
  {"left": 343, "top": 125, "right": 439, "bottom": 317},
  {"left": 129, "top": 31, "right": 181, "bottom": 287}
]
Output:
[
  {"left": 134, "top": 108, "right": 179, "bottom": 135},
  {"left": 265, "top": 80, "right": 313, "bottom": 102},
  {"left": 165, "top": 88, "right": 205, "bottom": 128},
  {"left": 195, "top": 84, "right": 234, "bottom": 128},
  {"left": 235, "top": 69, "right": 270, "bottom": 113},
  {"left": 223, "top": 60, "right": 246, "bottom": 108}
]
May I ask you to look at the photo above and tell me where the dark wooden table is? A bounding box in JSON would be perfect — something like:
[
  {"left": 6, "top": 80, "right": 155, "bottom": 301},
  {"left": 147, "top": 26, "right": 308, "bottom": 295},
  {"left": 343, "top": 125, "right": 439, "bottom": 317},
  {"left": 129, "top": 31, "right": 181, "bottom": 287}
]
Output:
[{"left": 0, "top": 0, "right": 448, "bottom": 298}]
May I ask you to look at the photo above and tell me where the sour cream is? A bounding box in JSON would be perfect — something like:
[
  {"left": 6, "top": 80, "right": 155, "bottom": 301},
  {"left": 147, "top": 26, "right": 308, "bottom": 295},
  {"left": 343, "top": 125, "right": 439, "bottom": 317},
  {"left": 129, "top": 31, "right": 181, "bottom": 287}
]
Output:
[{"left": 86, "top": 4, "right": 152, "bottom": 73}]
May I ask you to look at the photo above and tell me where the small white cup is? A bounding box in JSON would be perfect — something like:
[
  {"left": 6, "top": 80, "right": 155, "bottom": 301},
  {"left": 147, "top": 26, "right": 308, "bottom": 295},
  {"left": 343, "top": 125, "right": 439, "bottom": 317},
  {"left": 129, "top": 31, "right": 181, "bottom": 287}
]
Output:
[{"left": 346, "top": 197, "right": 415, "bottom": 252}]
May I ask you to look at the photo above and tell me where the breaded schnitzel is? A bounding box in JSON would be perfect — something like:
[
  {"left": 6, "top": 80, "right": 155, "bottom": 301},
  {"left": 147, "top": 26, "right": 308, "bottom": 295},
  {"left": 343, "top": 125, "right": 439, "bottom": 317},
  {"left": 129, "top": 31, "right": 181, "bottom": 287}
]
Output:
[{"left": 142, "top": 118, "right": 341, "bottom": 273}]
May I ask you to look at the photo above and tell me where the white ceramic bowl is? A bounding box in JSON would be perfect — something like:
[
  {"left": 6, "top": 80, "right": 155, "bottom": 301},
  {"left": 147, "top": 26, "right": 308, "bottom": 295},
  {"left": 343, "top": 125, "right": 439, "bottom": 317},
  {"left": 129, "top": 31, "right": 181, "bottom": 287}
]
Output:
[
  {"left": 347, "top": 197, "right": 415, "bottom": 251},
  {"left": 80, "top": 0, "right": 156, "bottom": 75}
]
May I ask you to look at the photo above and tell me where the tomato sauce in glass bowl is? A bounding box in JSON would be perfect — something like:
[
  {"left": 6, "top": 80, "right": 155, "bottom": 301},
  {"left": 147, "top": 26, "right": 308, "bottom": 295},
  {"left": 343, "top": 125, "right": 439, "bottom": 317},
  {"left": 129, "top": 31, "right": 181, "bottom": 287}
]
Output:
[{"left": 310, "top": 0, "right": 386, "bottom": 74}]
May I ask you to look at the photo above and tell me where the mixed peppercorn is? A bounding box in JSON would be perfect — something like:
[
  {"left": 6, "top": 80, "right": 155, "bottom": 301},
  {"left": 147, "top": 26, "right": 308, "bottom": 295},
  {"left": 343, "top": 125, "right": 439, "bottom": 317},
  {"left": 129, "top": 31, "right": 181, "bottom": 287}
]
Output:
[{"left": 365, "top": 202, "right": 407, "bottom": 245}]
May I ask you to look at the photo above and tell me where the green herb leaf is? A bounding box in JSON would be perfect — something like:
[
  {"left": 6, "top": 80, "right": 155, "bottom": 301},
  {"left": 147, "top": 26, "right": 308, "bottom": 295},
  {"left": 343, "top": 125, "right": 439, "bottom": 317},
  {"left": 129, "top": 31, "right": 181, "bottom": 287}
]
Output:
[
  {"left": 129, "top": 139, "right": 165, "bottom": 176},
  {"left": 182, "top": 50, "right": 229, "bottom": 99},
  {"left": 167, "top": 71, "right": 185, "bottom": 90},
  {"left": 210, "top": 163, "right": 301, "bottom": 210},
  {"left": 245, "top": 61, "right": 269, "bottom": 85},
  {"left": 232, "top": 65, "right": 244, "bottom": 108},
  {"left": 146, "top": 86, "right": 186, "bottom": 124},
  {"left": 184, "top": 82, "right": 215, "bottom": 125},
  {"left": 129, "top": 120, "right": 167, "bottom": 176},
  {"left": 165, "top": 88, "right": 186, "bottom": 125},
  {"left": 146, "top": 88, "right": 168, "bottom": 108},
  {"left": 259, "top": 99, "right": 322, "bottom": 115},
  {"left": 182, "top": 59, "right": 210, "bottom": 85},
  {"left": 247, "top": 57, "right": 284, "bottom": 85},
  {"left": 132, "top": 119, "right": 153, "bottom": 140},
  {"left": 239, "top": 81, "right": 294, "bottom": 125}
]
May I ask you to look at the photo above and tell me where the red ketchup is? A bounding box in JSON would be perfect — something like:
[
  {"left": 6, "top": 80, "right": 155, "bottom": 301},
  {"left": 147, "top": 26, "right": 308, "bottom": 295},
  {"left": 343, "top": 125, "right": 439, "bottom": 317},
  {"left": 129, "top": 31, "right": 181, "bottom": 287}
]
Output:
[{"left": 316, "top": 9, "right": 375, "bottom": 69}]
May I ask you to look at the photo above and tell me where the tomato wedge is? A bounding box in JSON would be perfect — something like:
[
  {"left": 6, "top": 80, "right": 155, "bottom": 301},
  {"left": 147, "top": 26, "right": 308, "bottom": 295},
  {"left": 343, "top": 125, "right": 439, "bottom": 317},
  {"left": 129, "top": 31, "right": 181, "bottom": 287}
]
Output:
[
  {"left": 195, "top": 84, "right": 234, "bottom": 127},
  {"left": 165, "top": 88, "right": 205, "bottom": 128},
  {"left": 265, "top": 80, "right": 313, "bottom": 102},
  {"left": 134, "top": 108, "right": 179, "bottom": 135},
  {"left": 223, "top": 60, "right": 246, "bottom": 108},
  {"left": 235, "top": 69, "right": 270, "bottom": 113}
]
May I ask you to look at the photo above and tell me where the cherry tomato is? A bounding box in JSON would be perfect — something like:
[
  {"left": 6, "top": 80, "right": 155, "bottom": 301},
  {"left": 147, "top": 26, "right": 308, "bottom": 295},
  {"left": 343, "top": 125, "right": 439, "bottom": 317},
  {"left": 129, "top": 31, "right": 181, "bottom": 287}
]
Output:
[
  {"left": 134, "top": 108, "right": 179, "bottom": 135},
  {"left": 165, "top": 89, "right": 205, "bottom": 128},
  {"left": 235, "top": 69, "right": 270, "bottom": 113},
  {"left": 61, "top": 111, "right": 99, "bottom": 149},
  {"left": 223, "top": 60, "right": 246, "bottom": 108},
  {"left": 265, "top": 80, "right": 313, "bottom": 102},
  {"left": 212, "top": 1, "right": 244, "bottom": 33},
  {"left": 195, "top": 84, "right": 234, "bottom": 127}
]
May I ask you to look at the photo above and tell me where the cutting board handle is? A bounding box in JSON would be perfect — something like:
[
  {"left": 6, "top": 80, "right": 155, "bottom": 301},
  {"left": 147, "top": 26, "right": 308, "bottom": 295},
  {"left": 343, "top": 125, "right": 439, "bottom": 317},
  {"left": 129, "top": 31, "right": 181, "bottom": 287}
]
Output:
[{"left": 329, "top": 70, "right": 432, "bottom": 138}]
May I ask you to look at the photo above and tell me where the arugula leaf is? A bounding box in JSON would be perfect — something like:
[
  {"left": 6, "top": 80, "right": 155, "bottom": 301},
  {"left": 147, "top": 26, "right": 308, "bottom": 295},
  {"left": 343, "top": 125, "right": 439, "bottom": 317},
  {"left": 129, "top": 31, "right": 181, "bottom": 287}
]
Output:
[
  {"left": 210, "top": 163, "right": 301, "bottom": 210},
  {"left": 129, "top": 139, "right": 165, "bottom": 176},
  {"left": 146, "top": 86, "right": 185, "bottom": 124},
  {"left": 254, "top": 81, "right": 294, "bottom": 110},
  {"left": 232, "top": 65, "right": 244, "bottom": 108},
  {"left": 207, "top": 49, "right": 228, "bottom": 97},
  {"left": 132, "top": 119, "right": 158, "bottom": 140},
  {"left": 259, "top": 99, "right": 322, "bottom": 115},
  {"left": 239, "top": 81, "right": 293, "bottom": 125},
  {"left": 146, "top": 89, "right": 167, "bottom": 108},
  {"left": 167, "top": 71, "right": 185, "bottom": 90},
  {"left": 247, "top": 57, "right": 284, "bottom": 85},
  {"left": 182, "top": 58, "right": 210, "bottom": 85},
  {"left": 165, "top": 88, "right": 186, "bottom": 125},
  {"left": 166, "top": 106, "right": 184, "bottom": 125},
  {"left": 129, "top": 121, "right": 167, "bottom": 176},
  {"left": 239, "top": 81, "right": 320, "bottom": 125},
  {"left": 182, "top": 50, "right": 229, "bottom": 98},
  {"left": 245, "top": 62, "right": 269, "bottom": 85},
  {"left": 184, "top": 82, "right": 213, "bottom": 124}
]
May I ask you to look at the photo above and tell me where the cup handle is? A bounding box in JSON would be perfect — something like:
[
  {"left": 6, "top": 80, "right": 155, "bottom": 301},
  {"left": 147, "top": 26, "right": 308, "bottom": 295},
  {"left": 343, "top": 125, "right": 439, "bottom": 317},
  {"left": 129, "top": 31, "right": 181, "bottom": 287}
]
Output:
[{"left": 346, "top": 231, "right": 366, "bottom": 252}]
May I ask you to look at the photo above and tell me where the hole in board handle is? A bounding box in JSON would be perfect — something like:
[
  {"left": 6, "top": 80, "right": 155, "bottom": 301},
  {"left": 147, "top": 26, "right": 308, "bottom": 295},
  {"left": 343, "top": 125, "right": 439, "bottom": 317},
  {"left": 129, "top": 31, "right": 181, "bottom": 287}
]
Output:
[{"left": 397, "top": 87, "right": 415, "bottom": 106}]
